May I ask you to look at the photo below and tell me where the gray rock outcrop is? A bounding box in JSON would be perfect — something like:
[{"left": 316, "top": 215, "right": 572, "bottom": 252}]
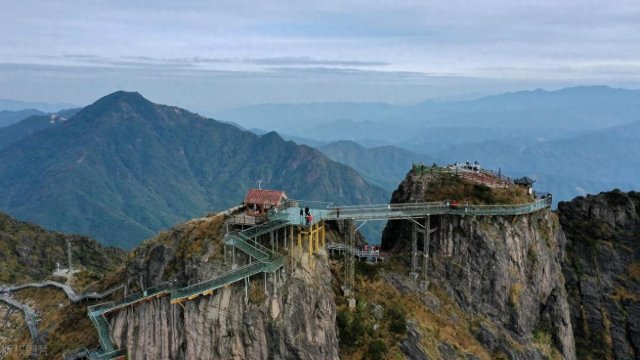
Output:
[
  {"left": 382, "top": 171, "right": 576, "bottom": 359},
  {"left": 108, "top": 218, "right": 339, "bottom": 360},
  {"left": 559, "top": 190, "right": 640, "bottom": 360}
]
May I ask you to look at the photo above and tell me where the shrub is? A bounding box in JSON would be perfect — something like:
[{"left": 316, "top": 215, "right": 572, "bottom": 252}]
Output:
[
  {"left": 364, "top": 340, "right": 388, "bottom": 360},
  {"left": 337, "top": 310, "right": 353, "bottom": 346},
  {"left": 337, "top": 309, "right": 366, "bottom": 347},
  {"left": 352, "top": 310, "right": 367, "bottom": 342},
  {"left": 387, "top": 306, "right": 407, "bottom": 334}
]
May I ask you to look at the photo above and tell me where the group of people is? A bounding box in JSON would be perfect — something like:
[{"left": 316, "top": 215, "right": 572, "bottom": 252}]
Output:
[
  {"left": 443, "top": 199, "right": 469, "bottom": 211},
  {"left": 299, "top": 206, "right": 313, "bottom": 225},
  {"left": 362, "top": 244, "right": 380, "bottom": 252},
  {"left": 449, "top": 160, "right": 481, "bottom": 173}
]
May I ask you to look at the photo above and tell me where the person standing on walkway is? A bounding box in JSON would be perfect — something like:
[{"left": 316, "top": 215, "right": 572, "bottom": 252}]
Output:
[
  {"left": 299, "top": 208, "right": 304, "bottom": 224},
  {"left": 337, "top": 207, "right": 341, "bottom": 218},
  {"left": 305, "top": 206, "right": 309, "bottom": 216}
]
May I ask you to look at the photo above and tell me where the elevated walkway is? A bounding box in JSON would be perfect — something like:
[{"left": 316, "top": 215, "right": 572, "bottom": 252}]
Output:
[
  {"left": 328, "top": 197, "right": 552, "bottom": 221},
  {"left": 7, "top": 280, "right": 123, "bottom": 303},
  {"left": 85, "top": 193, "right": 551, "bottom": 358},
  {"left": 326, "top": 243, "right": 389, "bottom": 260},
  {"left": 278, "top": 197, "right": 551, "bottom": 222}
]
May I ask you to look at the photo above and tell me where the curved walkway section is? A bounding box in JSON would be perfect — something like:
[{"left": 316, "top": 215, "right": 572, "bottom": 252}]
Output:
[
  {"left": 7, "top": 281, "right": 123, "bottom": 303},
  {"left": 0, "top": 296, "right": 39, "bottom": 340}
]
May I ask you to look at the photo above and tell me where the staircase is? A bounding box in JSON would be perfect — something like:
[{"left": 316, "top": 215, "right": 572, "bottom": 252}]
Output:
[
  {"left": 225, "top": 234, "right": 271, "bottom": 261},
  {"left": 88, "top": 310, "right": 115, "bottom": 353}
]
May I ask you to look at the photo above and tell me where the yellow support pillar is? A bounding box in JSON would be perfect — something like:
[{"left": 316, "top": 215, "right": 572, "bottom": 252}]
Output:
[
  {"left": 290, "top": 226, "right": 294, "bottom": 245},
  {"left": 321, "top": 221, "right": 326, "bottom": 247},
  {"left": 298, "top": 226, "right": 302, "bottom": 248},
  {"left": 315, "top": 224, "right": 320, "bottom": 252},
  {"left": 308, "top": 230, "right": 313, "bottom": 256}
]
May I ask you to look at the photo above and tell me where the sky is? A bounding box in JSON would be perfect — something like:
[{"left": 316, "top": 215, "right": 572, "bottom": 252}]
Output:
[{"left": 2, "top": 0, "right": 640, "bottom": 112}]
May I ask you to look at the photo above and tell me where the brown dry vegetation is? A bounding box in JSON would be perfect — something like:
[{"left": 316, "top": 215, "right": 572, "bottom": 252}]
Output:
[
  {"left": 130, "top": 214, "right": 226, "bottom": 280},
  {"left": 330, "top": 257, "right": 493, "bottom": 360},
  {"left": 0, "top": 303, "right": 31, "bottom": 360},
  {"left": 422, "top": 173, "right": 531, "bottom": 205},
  {"left": 628, "top": 262, "right": 640, "bottom": 282}
]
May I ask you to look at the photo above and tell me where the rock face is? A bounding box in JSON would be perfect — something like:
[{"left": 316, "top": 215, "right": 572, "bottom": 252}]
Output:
[
  {"left": 382, "top": 172, "right": 576, "bottom": 359},
  {"left": 559, "top": 190, "right": 640, "bottom": 360},
  {"left": 108, "top": 216, "right": 340, "bottom": 360}
]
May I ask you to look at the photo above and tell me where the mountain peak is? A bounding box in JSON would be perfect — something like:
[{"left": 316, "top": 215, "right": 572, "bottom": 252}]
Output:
[
  {"left": 95, "top": 90, "right": 149, "bottom": 106},
  {"left": 74, "top": 90, "right": 156, "bottom": 121}
]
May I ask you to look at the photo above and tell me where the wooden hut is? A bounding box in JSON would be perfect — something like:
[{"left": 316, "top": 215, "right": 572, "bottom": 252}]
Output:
[{"left": 244, "top": 189, "right": 288, "bottom": 216}]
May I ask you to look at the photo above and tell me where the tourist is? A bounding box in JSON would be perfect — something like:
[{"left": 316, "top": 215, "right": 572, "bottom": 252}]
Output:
[
  {"left": 336, "top": 207, "right": 341, "bottom": 218},
  {"left": 451, "top": 200, "right": 458, "bottom": 209}
]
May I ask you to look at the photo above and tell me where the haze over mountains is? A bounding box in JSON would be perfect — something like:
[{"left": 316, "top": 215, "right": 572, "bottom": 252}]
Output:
[
  {"left": 0, "top": 109, "right": 44, "bottom": 128},
  {"left": 0, "top": 91, "right": 386, "bottom": 248},
  {"left": 0, "top": 108, "right": 81, "bottom": 150},
  {"left": 0, "top": 99, "right": 76, "bottom": 113},
  {"left": 219, "top": 86, "right": 640, "bottom": 203}
]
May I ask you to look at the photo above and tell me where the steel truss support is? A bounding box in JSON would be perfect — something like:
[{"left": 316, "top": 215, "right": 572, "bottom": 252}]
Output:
[
  {"left": 344, "top": 219, "right": 356, "bottom": 293},
  {"left": 409, "top": 216, "right": 437, "bottom": 286}
]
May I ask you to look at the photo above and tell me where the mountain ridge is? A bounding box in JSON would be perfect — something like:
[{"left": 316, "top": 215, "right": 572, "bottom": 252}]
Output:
[{"left": 0, "top": 91, "right": 386, "bottom": 248}]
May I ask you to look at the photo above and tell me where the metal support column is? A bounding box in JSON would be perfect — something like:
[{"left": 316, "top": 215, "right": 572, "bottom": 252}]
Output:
[
  {"left": 232, "top": 246, "right": 236, "bottom": 268},
  {"left": 270, "top": 231, "right": 274, "bottom": 253},
  {"left": 410, "top": 222, "right": 418, "bottom": 281},
  {"left": 344, "top": 219, "right": 355, "bottom": 293},
  {"left": 421, "top": 216, "right": 430, "bottom": 289},
  {"left": 244, "top": 277, "right": 249, "bottom": 304}
]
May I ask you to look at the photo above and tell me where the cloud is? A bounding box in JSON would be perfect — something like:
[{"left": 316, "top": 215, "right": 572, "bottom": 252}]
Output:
[{"left": 2, "top": 0, "right": 640, "bottom": 108}]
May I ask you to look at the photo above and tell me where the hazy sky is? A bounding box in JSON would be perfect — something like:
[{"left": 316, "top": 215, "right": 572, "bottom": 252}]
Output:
[{"left": 2, "top": 0, "right": 640, "bottom": 112}]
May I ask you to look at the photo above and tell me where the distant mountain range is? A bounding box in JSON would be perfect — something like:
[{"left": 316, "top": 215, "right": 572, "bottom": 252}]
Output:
[
  {"left": 0, "top": 91, "right": 386, "bottom": 248},
  {"left": 0, "top": 108, "right": 81, "bottom": 150},
  {"left": 0, "top": 109, "right": 44, "bottom": 128},
  {"left": 0, "top": 98, "right": 77, "bottom": 113},
  {"left": 215, "top": 86, "right": 640, "bottom": 144},
  {"left": 318, "top": 140, "right": 432, "bottom": 191},
  {"left": 217, "top": 86, "right": 640, "bottom": 204}
]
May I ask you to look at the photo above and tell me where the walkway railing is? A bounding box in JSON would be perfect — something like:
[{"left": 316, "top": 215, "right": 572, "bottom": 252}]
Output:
[
  {"left": 411, "top": 164, "right": 513, "bottom": 187},
  {"left": 327, "top": 243, "right": 389, "bottom": 259},
  {"left": 324, "top": 197, "right": 551, "bottom": 221}
]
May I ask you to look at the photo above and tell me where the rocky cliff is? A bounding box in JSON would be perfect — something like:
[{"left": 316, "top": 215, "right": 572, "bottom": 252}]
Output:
[
  {"left": 381, "top": 170, "right": 575, "bottom": 359},
  {"left": 108, "top": 214, "right": 339, "bottom": 360},
  {"left": 559, "top": 190, "right": 640, "bottom": 360}
]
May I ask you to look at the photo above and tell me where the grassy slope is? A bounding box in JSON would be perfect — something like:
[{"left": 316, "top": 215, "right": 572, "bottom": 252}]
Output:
[{"left": 0, "top": 212, "right": 126, "bottom": 285}]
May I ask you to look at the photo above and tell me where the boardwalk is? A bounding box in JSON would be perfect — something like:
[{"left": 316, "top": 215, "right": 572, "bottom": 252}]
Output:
[{"left": 85, "top": 196, "right": 552, "bottom": 358}]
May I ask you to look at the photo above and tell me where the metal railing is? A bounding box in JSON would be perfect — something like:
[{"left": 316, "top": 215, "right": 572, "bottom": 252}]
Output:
[
  {"left": 322, "top": 197, "right": 551, "bottom": 221},
  {"left": 327, "top": 243, "right": 389, "bottom": 259},
  {"left": 170, "top": 262, "right": 264, "bottom": 301}
]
